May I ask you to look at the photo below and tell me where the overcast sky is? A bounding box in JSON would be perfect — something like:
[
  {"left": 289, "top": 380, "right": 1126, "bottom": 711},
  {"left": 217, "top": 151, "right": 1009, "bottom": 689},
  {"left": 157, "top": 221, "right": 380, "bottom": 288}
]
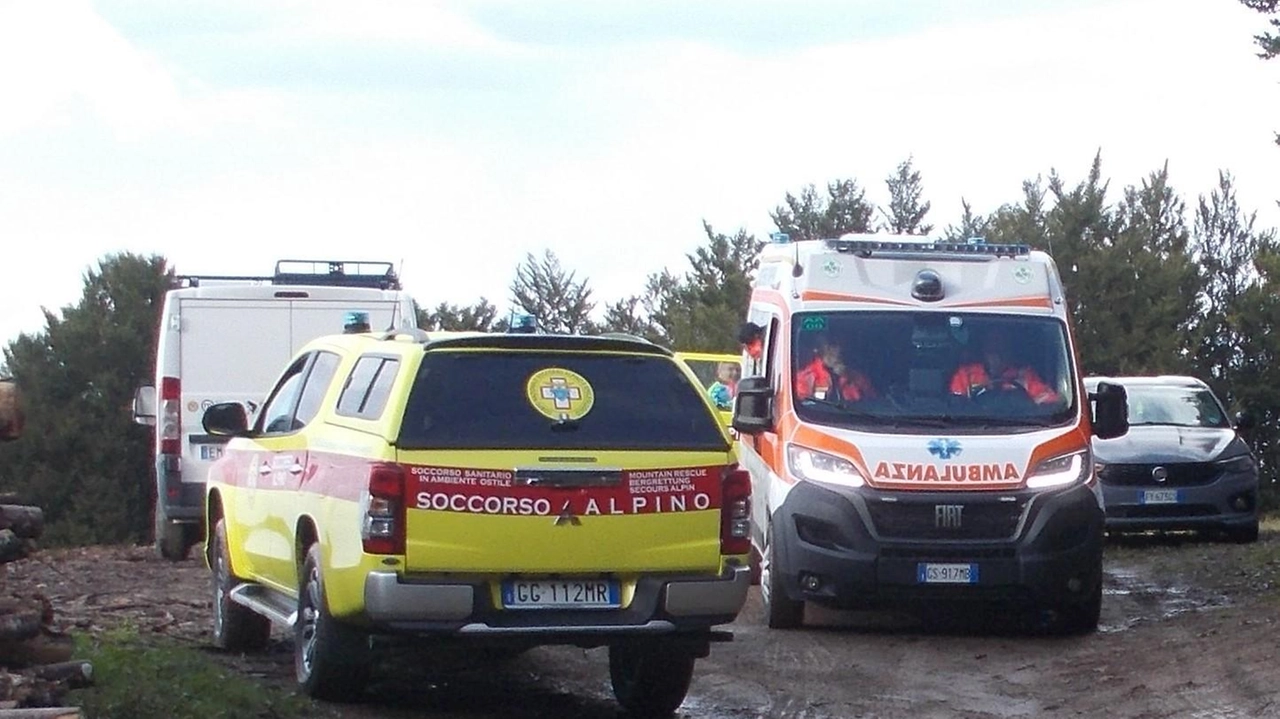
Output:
[{"left": 1, "top": 0, "right": 1278, "bottom": 345}]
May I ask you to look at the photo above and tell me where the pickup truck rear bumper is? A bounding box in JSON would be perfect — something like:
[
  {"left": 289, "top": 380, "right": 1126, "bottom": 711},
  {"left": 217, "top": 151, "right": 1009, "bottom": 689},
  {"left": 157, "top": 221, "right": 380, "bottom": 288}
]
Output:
[{"left": 362, "top": 566, "right": 750, "bottom": 636}]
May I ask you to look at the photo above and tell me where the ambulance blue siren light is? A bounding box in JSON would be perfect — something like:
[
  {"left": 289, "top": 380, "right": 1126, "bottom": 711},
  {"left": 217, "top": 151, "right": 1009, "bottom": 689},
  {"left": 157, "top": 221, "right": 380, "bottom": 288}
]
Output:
[
  {"left": 770, "top": 232, "right": 792, "bottom": 244},
  {"left": 824, "top": 238, "right": 1031, "bottom": 257}
]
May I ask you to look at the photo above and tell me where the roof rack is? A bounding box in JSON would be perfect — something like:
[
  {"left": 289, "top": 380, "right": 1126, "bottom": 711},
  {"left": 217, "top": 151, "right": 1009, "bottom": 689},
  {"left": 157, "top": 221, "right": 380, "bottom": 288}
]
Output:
[
  {"left": 824, "top": 238, "right": 1030, "bottom": 258},
  {"left": 175, "top": 259, "right": 402, "bottom": 290}
]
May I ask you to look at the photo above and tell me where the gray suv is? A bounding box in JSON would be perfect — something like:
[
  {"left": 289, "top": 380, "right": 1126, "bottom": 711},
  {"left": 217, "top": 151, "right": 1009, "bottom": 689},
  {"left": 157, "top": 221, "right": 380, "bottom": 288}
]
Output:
[{"left": 1085, "top": 376, "right": 1258, "bottom": 543}]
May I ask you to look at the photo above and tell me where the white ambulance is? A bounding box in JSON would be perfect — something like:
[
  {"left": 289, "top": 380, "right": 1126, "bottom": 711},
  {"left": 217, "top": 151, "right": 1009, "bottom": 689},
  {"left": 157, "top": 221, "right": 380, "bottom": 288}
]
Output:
[
  {"left": 133, "top": 260, "right": 418, "bottom": 560},
  {"left": 731, "top": 234, "right": 1128, "bottom": 634}
]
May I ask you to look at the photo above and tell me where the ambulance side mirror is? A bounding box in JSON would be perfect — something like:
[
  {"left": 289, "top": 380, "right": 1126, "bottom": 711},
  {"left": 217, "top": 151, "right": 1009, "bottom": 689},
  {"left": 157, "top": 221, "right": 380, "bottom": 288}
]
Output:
[
  {"left": 0, "top": 380, "right": 25, "bottom": 442},
  {"left": 203, "top": 402, "right": 250, "bottom": 437},
  {"left": 1090, "top": 381, "right": 1128, "bottom": 440},
  {"left": 732, "top": 376, "right": 774, "bottom": 435}
]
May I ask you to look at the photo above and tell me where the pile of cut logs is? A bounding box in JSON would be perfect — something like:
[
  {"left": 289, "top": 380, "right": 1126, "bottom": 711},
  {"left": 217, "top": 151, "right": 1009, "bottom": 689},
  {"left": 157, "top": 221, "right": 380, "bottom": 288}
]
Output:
[{"left": 0, "top": 502, "right": 90, "bottom": 719}]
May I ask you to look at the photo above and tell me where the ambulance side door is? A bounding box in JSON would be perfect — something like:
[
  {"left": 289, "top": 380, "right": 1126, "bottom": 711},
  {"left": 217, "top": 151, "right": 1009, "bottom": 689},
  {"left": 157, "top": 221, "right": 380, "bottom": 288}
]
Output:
[{"left": 746, "top": 308, "right": 785, "bottom": 533}]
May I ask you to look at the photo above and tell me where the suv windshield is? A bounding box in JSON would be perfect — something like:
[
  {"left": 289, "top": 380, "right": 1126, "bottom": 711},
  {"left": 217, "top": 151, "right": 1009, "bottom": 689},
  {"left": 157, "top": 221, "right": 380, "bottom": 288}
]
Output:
[
  {"left": 1125, "top": 385, "right": 1229, "bottom": 428},
  {"left": 399, "top": 350, "right": 730, "bottom": 451},
  {"left": 792, "top": 311, "right": 1076, "bottom": 432}
]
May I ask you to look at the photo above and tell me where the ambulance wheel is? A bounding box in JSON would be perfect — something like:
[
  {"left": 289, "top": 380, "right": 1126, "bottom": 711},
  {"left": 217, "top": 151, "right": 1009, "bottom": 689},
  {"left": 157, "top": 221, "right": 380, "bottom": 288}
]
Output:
[
  {"left": 1050, "top": 567, "right": 1102, "bottom": 636},
  {"left": 608, "top": 642, "right": 696, "bottom": 717},
  {"left": 296, "top": 544, "right": 369, "bottom": 702},
  {"left": 211, "top": 519, "right": 271, "bottom": 652},
  {"left": 760, "top": 526, "right": 804, "bottom": 629}
]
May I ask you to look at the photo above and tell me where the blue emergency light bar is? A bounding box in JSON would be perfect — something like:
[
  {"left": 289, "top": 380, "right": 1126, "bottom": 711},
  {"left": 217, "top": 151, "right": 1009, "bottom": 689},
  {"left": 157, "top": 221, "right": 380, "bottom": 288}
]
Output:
[{"left": 824, "top": 238, "right": 1031, "bottom": 257}]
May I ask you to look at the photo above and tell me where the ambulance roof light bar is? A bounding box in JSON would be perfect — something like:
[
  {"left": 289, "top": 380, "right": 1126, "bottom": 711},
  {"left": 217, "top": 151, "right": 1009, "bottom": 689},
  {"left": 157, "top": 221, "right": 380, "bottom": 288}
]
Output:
[{"left": 824, "top": 237, "right": 1031, "bottom": 258}]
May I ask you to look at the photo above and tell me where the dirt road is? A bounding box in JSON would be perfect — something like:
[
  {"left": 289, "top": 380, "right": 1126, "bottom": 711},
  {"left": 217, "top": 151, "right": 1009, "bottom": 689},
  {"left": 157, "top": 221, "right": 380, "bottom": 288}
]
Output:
[{"left": 5, "top": 532, "right": 1279, "bottom": 718}]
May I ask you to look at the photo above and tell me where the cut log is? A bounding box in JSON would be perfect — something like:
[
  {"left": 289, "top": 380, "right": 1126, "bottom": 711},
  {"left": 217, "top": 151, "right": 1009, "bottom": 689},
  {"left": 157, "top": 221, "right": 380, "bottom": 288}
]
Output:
[
  {"left": 0, "top": 633, "right": 75, "bottom": 668},
  {"left": 0, "top": 532, "right": 31, "bottom": 565},
  {"left": 0, "top": 508, "right": 42, "bottom": 541},
  {"left": 0, "top": 612, "right": 41, "bottom": 644},
  {"left": 0, "top": 708, "right": 82, "bottom": 718},
  {"left": 28, "top": 663, "right": 90, "bottom": 691}
]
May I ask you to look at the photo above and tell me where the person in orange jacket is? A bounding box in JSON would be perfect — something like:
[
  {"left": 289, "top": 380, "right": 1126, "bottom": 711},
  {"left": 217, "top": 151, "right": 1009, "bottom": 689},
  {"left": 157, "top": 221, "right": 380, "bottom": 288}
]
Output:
[
  {"left": 949, "top": 332, "right": 1060, "bottom": 405},
  {"left": 795, "top": 335, "right": 877, "bottom": 402}
]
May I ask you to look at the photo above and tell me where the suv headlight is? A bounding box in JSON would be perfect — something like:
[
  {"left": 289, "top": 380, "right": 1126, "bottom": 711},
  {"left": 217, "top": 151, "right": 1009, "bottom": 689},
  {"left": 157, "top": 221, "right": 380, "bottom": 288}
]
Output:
[
  {"left": 1026, "top": 450, "right": 1090, "bottom": 489},
  {"left": 787, "top": 444, "right": 864, "bottom": 488},
  {"left": 1217, "top": 455, "right": 1256, "bottom": 475}
]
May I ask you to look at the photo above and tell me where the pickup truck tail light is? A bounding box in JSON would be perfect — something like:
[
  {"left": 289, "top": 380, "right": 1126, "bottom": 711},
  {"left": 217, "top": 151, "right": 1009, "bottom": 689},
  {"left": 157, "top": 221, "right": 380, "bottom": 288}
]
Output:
[
  {"left": 362, "top": 463, "right": 406, "bottom": 555},
  {"left": 720, "top": 467, "right": 752, "bottom": 556}
]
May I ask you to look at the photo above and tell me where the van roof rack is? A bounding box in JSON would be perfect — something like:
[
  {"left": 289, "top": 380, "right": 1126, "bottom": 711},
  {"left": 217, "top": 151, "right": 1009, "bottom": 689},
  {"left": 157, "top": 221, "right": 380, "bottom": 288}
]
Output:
[{"left": 175, "top": 259, "right": 401, "bottom": 290}]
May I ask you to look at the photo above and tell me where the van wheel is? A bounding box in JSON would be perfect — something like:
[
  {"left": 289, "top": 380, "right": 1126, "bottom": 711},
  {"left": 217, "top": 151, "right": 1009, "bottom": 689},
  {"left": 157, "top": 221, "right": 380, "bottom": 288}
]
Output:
[
  {"left": 760, "top": 526, "right": 804, "bottom": 629},
  {"left": 156, "top": 508, "right": 189, "bottom": 561},
  {"left": 296, "top": 544, "right": 369, "bottom": 702},
  {"left": 211, "top": 519, "right": 271, "bottom": 652},
  {"left": 608, "top": 643, "right": 695, "bottom": 717}
]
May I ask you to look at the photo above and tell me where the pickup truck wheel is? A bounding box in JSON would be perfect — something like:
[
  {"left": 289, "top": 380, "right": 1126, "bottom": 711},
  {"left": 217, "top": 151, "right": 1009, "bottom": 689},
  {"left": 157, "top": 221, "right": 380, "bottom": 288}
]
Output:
[
  {"left": 608, "top": 642, "right": 695, "bottom": 717},
  {"left": 760, "top": 526, "right": 804, "bottom": 629},
  {"left": 296, "top": 544, "right": 369, "bottom": 702},
  {"left": 211, "top": 519, "right": 271, "bottom": 652}
]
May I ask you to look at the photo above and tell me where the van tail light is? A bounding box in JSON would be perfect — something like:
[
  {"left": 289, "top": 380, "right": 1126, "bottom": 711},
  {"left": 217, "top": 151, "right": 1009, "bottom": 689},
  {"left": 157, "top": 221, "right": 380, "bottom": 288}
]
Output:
[
  {"left": 159, "top": 376, "right": 181, "bottom": 456},
  {"left": 720, "top": 467, "right": 752, "bottom": 556},
  {"left": 362, "top": 463, "right": 406, "bottom": 555}
]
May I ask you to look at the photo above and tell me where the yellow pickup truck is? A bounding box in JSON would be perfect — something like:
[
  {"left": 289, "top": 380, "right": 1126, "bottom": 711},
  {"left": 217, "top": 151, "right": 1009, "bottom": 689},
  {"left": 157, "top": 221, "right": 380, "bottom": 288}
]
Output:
[{"left": 201, "top": 330, "right": 750, "bottom": 715}]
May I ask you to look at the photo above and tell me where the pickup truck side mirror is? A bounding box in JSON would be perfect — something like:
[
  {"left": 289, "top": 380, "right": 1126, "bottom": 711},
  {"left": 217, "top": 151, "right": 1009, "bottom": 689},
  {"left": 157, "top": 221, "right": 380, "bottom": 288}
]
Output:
[
  {"left": 1089, "top": 381, "right": 1128, "bottom": 440},
  {"left": 133, "top": 385, "right": 157, "bottom": 427},
  {"left": 731, "top": 376, "right": 774, "bottom": 435},
  {"left": 203, "top": 402, "right": 250, "bottom": 437},
  {"left": 0, "top": 380, "right": 24, "bottom": 442}
]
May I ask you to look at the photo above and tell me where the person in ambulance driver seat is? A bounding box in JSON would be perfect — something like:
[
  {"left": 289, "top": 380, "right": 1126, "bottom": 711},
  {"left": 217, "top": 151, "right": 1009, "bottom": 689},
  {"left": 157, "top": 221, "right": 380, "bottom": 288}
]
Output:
[
  {"left": 794, "top": 334, "right": 877, "bottom": 402},
  {"left": 950, "top": 331, "right": 1060, "bottom": 405}
]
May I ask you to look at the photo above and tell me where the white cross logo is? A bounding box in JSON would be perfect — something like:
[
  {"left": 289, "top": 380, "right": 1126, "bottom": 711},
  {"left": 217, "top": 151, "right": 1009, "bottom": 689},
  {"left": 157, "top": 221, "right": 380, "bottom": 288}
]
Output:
[{"left": 540, "top": 377, "right": 581, "bottom": 410}]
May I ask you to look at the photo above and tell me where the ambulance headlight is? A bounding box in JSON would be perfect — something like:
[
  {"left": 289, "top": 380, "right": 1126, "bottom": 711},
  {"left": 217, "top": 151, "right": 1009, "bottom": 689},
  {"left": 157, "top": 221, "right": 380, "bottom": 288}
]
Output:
[
  {"left": 787, "top": 444, "right": 864, "bottom": 488},
  {"left": 1026, "top": 450, "right": 1090, "bottom": 489}
]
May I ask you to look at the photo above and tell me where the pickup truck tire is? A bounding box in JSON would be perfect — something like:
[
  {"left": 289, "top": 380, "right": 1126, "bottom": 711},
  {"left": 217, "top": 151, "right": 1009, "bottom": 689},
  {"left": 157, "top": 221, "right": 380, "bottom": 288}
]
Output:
[
  {"left": 761, "top": 525, "right": 804, "bottom": 629},
  {"left": 608, "top": 642, "right": 696, "bottom": 717},
  {"left": 296, "top": 544, "right": 369, "bottom": 702},
  {"left": 211, "top": 519, "right": 271, "bottom": 652}
]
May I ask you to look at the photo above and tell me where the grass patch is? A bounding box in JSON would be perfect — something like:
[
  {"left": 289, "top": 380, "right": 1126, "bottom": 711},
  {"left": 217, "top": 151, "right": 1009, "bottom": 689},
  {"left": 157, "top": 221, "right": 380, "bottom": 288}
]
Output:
[{"left": 69, "top": 629, "right": 319, "bottom": 719}]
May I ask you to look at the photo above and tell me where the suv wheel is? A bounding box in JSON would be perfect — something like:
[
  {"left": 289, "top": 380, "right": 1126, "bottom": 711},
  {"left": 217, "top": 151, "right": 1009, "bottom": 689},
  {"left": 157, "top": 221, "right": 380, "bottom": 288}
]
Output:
[
  {"left": 608, "top": 642, "right": 695, "bottom": 717},
  {"left": 760, "top": 525, "right": 804, "bottom": 629},
  {"left": 211, "top": 519, "right": 271, "bottom": 651},
  {"left": 296, "top": 544, "right": 369, "bottom": 701},
  {"left": 1227, "top": 519, "right": 1259, "bottom": 544}
]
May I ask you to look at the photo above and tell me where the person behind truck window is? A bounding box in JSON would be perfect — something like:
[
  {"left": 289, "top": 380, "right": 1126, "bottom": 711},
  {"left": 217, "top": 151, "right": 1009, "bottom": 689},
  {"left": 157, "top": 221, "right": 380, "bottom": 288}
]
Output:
[
  {"left": 795, "top": 335, "right": 877, "bottom": 402},
  {"left": 707, "top": 361, "right": 740, "bottom": 410},
  {"left": 949, "top": 331, "right": 1060, "bottom": 405}
]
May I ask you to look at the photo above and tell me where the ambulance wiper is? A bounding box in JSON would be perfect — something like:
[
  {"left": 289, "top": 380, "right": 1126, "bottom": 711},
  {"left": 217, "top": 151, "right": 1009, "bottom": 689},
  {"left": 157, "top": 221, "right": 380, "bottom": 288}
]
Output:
[
  {"left": 550, "top": 418, "right": 582, "bottom": 432},
  {"left": 944, "top": 416, "right": 1053, "bottom": 428},
  {"left": 798, "top": 397, "right": 877, "bottom": 421}
]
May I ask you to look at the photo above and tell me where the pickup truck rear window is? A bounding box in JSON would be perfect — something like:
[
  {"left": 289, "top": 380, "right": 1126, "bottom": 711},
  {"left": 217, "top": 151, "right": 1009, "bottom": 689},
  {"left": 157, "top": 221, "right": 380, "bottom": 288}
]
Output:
[{"left": 398, "top": 351, "right": 729, "bottom": 451}]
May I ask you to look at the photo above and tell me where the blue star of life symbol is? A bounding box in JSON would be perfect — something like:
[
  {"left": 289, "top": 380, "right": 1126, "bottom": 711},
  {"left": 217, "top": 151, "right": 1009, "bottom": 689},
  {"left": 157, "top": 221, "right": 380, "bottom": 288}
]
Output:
[
  {"left": 540, "top": 377, "right": 581, "bottom": 410},
  {"left": 927, "top": 438, "right": 962, "bottom": 460}
]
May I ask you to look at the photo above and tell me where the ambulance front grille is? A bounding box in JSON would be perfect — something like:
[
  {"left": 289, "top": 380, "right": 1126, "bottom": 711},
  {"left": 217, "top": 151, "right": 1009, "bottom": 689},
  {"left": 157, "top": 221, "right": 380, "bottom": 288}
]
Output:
[{"left": 866, "top": 499, "right": 1027, "bottom": 541}]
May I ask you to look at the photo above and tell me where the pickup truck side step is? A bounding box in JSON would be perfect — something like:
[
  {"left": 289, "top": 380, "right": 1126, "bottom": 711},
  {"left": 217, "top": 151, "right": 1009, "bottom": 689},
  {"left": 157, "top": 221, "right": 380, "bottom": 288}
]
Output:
[{"left": 229, "top": 583, "right": 298, "bottom": 627}]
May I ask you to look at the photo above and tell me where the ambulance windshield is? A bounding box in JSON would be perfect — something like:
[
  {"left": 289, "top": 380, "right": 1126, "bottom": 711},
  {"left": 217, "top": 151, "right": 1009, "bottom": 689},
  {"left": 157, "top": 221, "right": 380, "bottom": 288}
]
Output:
[{"left": 791, "top": 312, "right": 1076, "bottom": 431}]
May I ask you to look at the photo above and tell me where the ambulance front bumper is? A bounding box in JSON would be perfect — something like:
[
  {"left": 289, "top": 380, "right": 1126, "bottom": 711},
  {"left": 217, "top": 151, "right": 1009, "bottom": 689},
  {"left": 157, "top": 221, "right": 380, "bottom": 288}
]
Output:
[
  {"left": 769, "top": 480, "right": 1104, "bottom": 610},
  {"left": 362, "top": 566, "right": 750, "bottom": 635}
]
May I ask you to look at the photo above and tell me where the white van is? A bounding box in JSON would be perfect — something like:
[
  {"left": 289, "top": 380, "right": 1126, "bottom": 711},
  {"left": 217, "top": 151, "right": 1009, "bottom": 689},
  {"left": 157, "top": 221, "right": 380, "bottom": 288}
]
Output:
[{"left": 133, "top": 260, "right": 418, "bottom": 560}]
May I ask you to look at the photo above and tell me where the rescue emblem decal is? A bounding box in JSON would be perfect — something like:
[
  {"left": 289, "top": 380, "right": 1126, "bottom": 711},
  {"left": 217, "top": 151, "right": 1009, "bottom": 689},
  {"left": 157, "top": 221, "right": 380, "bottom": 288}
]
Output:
[
  {"left": 927, "top": 438, "right": 963, "bottom": 460},
  {"left": 526, "top": 368, "right": 595, "bottom": 421},
  {"left": 1012, "top": 266, "right": 1033, "bottom": 284}
]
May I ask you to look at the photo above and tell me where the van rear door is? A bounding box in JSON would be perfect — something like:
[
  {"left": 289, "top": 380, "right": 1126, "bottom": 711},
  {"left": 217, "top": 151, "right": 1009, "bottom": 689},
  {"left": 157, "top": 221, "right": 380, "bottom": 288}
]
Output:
[
  {"left": 395, "top": 348, "right": 734, "bottom": 576},
  {"left": 178, "top": 299, "right": 293, "bottom": 477}
]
